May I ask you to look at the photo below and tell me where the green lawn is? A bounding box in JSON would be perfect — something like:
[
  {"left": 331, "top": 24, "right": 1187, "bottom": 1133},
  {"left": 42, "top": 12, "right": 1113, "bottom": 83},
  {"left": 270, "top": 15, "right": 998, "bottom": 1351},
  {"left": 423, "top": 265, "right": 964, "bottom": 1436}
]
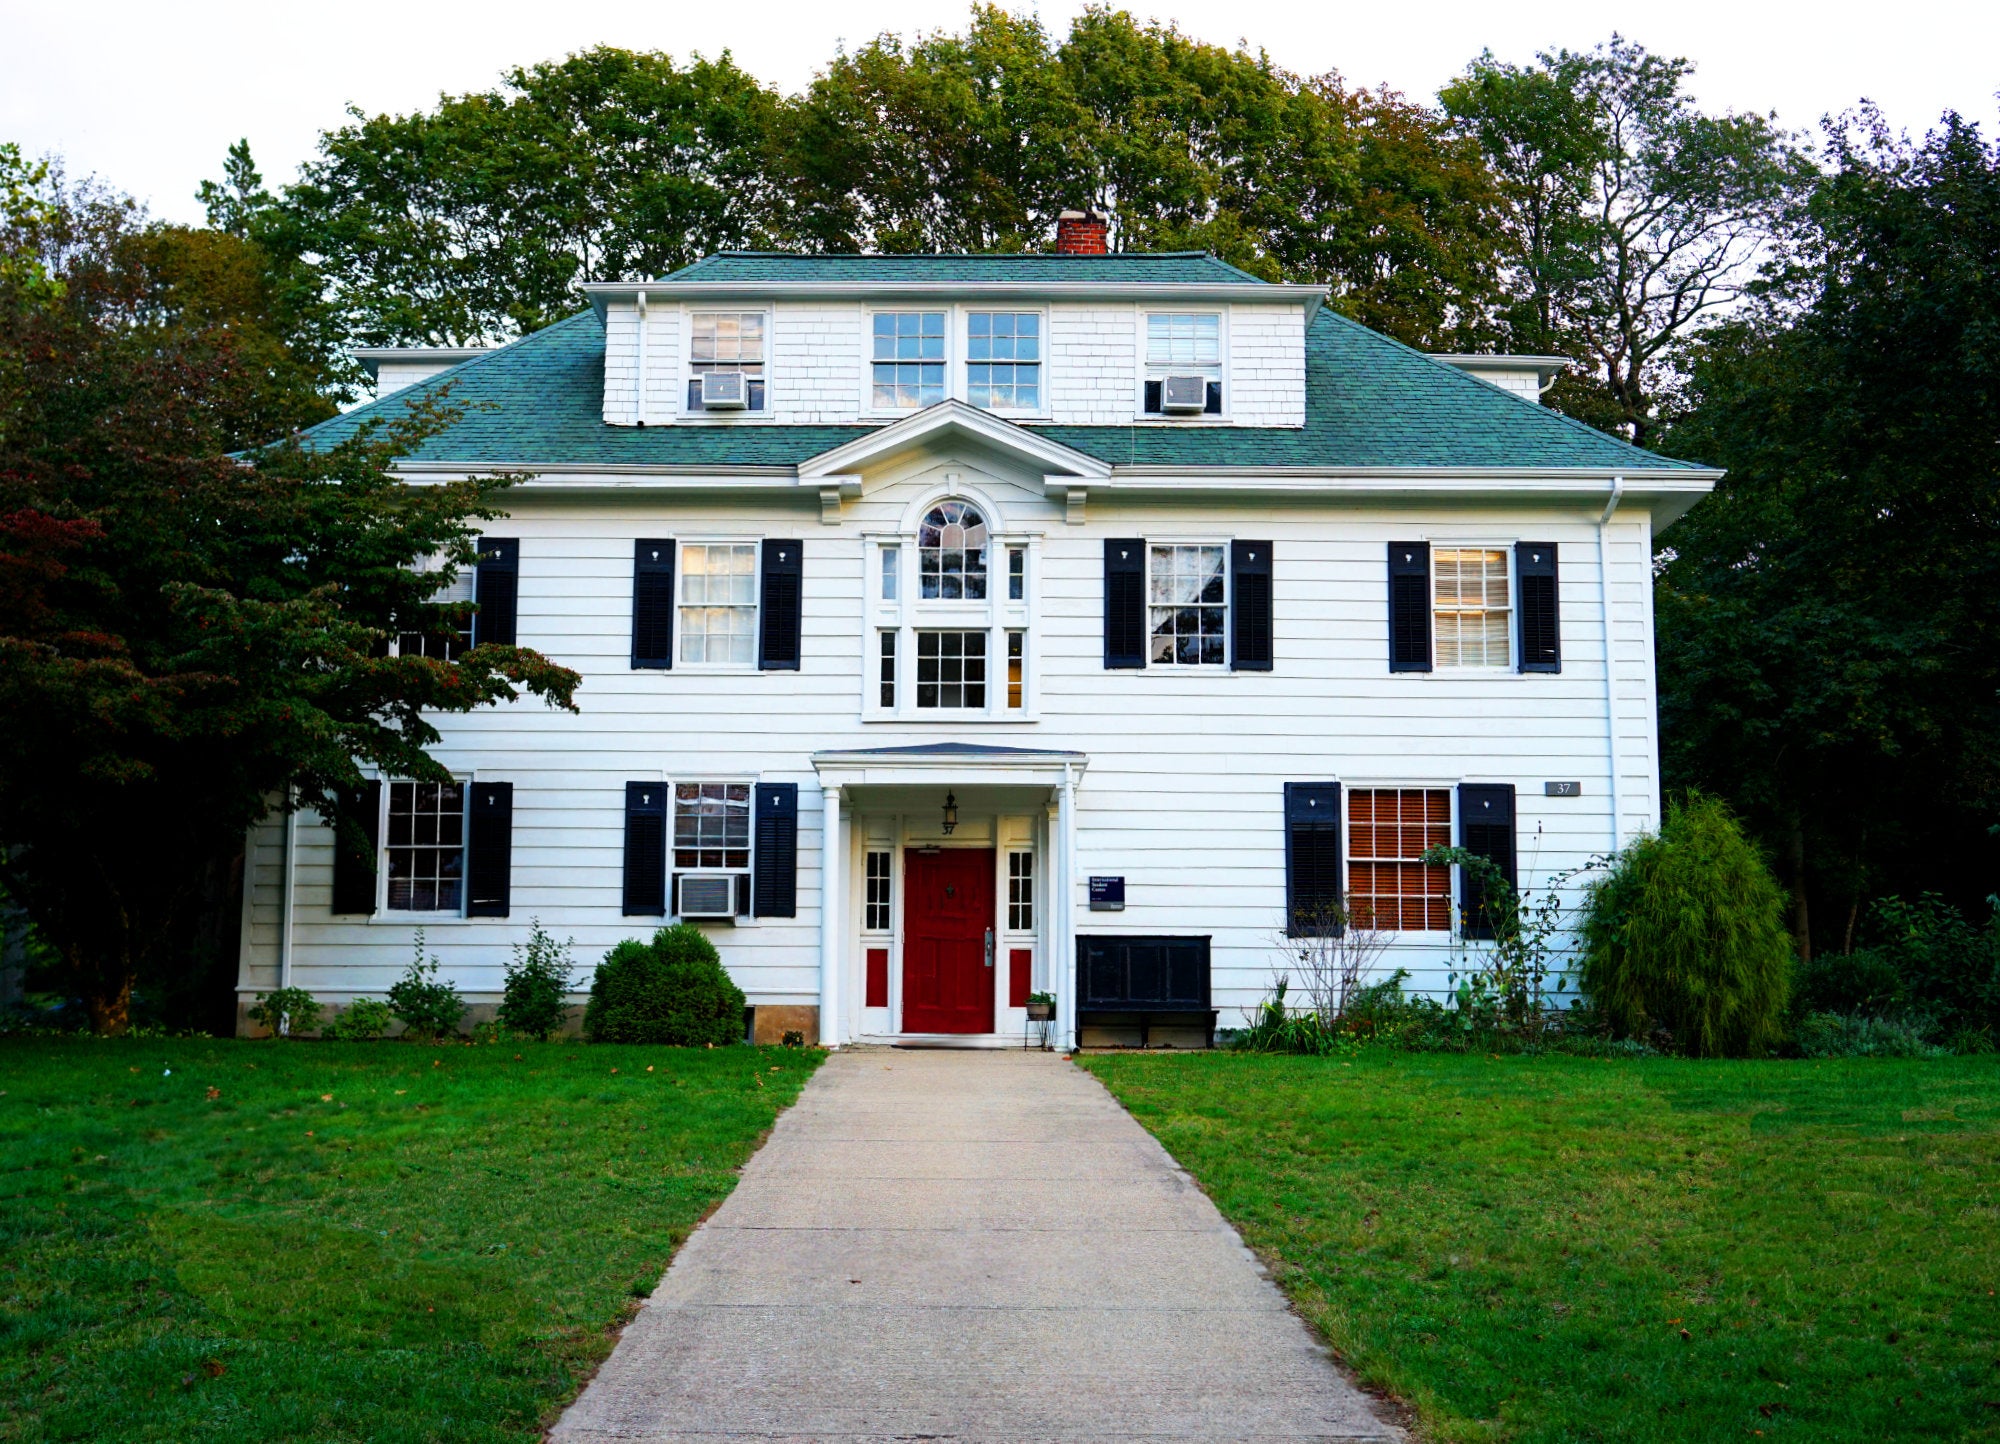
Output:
[
  {"left": 1082, "top": 1052, "right": 2000, "bottom": 1443},
  {"left": 0, "top": 1037, "right": 820, "bottom": 1443}
]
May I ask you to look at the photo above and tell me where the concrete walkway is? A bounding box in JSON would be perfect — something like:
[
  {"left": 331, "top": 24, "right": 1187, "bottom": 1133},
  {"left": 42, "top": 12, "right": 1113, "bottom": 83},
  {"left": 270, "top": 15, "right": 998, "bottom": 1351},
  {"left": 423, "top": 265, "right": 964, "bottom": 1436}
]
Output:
[{"left": 551, "top": 1050, "right": 1400, "bottom": 1443}]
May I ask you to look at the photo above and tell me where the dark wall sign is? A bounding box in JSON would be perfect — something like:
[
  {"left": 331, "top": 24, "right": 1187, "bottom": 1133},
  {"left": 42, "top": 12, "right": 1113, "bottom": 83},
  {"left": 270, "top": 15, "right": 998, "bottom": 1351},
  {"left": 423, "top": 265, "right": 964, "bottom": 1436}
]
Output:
[
  {"left": 1544, "top": 781, "right": 1582, "bottom": 797},
  {"left": 1088, "top": 876, "right": 1126, "bottom": 911}
]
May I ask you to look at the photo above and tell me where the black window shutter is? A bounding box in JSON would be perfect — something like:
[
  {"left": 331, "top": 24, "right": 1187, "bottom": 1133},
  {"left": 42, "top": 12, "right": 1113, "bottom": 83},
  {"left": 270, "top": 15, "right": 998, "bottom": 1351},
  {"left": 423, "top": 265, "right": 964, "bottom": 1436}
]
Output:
[
  {"left": 632, "top": 539, "right": 675, "bottom": 669},
  {"left": 1104, "top": 538, "right": 1146, "bottom": 669},
  {"left": 622, "top": 782, "right": 667, "bottom": 916},
  {"left": 473, "top": 537, "right": 519, "bottom": 647},
  {"left": 753, "top": 783, "right": 799, "bottom": 917},
  {"left": 1458, "top": 783, "right": 1517, "bottom": 940},
  {"left": 330, "top": 780, "right": 381, "bottom": 916},
  {"left": 1516, "top": 542, "right": 1561, "bottom": 673},
  {"left": 1388, "top": 542, "right": 1432, "bottom": 673},
  {"left": 1284, "top": 782, "right": 1343, "bottom": 936},
  {"left": 1230, "top": 539, "right": 1273, "bottom": 671},
  {"left": 759, "top": 539, "right": 803, "bottom": 671},
  {"left": 465, "top": 781, "right": 513, "bottom": 917}
]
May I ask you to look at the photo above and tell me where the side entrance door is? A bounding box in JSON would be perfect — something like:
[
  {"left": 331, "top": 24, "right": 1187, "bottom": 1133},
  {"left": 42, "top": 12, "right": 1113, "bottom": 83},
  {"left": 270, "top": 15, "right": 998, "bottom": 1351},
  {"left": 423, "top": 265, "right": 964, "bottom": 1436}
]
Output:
[{"left": 902, "top": 848, "right": 995, "bottom": 1034}]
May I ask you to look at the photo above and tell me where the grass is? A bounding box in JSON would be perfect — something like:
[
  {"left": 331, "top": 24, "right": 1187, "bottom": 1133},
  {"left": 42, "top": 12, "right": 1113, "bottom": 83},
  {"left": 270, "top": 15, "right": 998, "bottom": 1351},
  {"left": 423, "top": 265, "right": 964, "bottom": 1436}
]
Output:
[
  {"left": 0, "top": 1036, "right": 821, "bottom": 1443},
  {"left": 1081, "top": 1051, "right": 2000, "bottom": 1443}
]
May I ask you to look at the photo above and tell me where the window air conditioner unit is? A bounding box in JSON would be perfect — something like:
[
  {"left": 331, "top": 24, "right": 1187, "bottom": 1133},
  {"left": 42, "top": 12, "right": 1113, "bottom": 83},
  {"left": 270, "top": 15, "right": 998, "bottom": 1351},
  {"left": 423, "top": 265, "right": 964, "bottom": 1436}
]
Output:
[
  {"left": 699, "top": 371, "right": 749, "bottom": 410},
  {"left": 1160, "top": 374, "right": 1210, "bottom": 414},
  {"left": 677, "top": 873, "right": 738, "bottom": 919}
]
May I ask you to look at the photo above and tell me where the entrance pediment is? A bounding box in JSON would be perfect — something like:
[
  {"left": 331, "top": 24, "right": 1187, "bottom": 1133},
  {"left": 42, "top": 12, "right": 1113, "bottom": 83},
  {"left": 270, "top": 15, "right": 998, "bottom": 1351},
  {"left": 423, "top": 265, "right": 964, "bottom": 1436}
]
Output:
[{"left": 797, "top": 401, "right": 1112, "bottom": 491}]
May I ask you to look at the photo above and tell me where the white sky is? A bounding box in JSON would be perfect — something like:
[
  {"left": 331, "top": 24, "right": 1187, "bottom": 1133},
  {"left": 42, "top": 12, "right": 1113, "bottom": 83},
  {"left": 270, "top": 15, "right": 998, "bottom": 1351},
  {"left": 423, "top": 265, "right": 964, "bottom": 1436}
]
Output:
[{"left": 6, "top": 0, "right": 1998, "bottom": 227}]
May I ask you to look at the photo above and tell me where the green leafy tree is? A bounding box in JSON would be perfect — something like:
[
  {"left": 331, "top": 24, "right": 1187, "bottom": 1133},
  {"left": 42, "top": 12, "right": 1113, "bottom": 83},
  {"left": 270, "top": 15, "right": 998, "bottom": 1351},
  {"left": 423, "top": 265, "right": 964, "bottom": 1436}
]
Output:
[
  {"left": 0, "top": 170, "right": 580, "bottom": 1033},
  {"left": 1655, "top": 107, "right": 2000, "bottom": 958},
  {"left": 1443, "top": 35, "right": 1810, "bottom": 444}
]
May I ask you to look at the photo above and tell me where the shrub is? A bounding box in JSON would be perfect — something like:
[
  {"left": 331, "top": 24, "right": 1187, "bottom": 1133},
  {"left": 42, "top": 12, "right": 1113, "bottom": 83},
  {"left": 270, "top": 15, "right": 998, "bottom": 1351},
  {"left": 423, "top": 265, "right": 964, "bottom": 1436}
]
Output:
[
  {"left": 584, "top": 924, "right": 745, "bottom": 1046},
  {"left": 1579, "top": 792, "right": 1794, "bottom": 1057},
  {"left": 246, "top": 987, "right": 322, "bottom": 1037},
  {"left": 326, "top": 997, "right": 392, "bottom": 1040},
  {"left": 1796, "top": 947, "right": 1908, "bottom": 1018},
  {"left": 1860, "top": 893, "right": 2000, "bottom": 1033},
  {"left": 1794, "top": 1011, "right": 1945, "bottom": 1059},
  {"left": 387, "top": 930, "right": 466, "bottom": 1041},
  {"left": 498, "top": 920, "right": 577, "bottom": 1041}
]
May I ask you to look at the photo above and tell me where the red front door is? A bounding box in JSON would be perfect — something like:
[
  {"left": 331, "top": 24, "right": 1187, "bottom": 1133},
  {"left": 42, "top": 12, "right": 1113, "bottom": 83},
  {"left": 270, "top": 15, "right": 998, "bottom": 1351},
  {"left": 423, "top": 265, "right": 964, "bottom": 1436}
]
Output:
[{"left": 902, "top": 848, "right": 995, "bottom": 1034}]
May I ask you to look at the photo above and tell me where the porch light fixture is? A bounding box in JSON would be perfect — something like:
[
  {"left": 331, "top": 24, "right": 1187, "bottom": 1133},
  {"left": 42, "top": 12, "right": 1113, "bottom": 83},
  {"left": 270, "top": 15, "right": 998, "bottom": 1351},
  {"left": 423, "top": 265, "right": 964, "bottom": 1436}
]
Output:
[{"left": 940, "top": 791, "right": 959, "bottom": 835}]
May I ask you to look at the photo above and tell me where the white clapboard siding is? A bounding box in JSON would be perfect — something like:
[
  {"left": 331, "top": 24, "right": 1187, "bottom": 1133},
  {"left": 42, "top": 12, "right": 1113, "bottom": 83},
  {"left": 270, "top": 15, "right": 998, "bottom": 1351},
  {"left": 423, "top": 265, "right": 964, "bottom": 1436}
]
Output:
[{"left": 243, "top": 449, "right": 1665, "bottom": 1024}]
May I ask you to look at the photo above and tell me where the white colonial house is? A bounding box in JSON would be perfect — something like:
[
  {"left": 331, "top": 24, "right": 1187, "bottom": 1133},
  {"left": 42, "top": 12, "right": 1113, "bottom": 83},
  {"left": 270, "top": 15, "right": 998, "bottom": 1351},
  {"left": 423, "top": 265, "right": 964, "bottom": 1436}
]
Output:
[{"left": 236, "top": 213, "right": 1718, "bottom": 1048}]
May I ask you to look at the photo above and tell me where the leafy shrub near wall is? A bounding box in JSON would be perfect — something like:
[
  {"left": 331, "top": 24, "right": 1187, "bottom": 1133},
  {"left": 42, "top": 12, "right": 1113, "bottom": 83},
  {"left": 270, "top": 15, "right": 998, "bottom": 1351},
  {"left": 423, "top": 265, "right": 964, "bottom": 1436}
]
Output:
[
  {"left": 584, "top": 925, "right": 745, "bottom": 1046},
  {"left": 326, "top": 997, "right": 393, "bottom": 1040},
  {"left": 245, "top": 987, "right": 321, "bottom": 1037},
  {"left": 1579, "top": 793, "right": 1794, "bottom": 1057},
  {"left": 387, "top": 930, "right": 467, "bottom": 1041},
  {"left": 498, "top": 921, "right": 578, "bottom": 1041}
]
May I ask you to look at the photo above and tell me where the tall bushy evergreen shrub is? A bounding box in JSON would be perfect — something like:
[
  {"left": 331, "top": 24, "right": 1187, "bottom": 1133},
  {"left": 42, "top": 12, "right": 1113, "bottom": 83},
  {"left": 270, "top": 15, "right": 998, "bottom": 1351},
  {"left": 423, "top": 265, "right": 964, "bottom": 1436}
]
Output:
[
  {"left": 1580, "top": 793, "right": 1793, "bottom": 1056},
  {"left": 584, "top": 925, "right": 745, "bottom": 1046}
]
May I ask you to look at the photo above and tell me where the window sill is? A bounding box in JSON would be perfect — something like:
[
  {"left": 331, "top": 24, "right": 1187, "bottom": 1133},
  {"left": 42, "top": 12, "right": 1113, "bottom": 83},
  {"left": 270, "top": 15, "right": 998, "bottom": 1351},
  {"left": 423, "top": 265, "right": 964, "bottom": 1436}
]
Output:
[
  {"left": 370, "top": 912, "right": 472, "bottom": 925},
  {"left": 866, "top": 712, "right": 1037, "bottom": 724}
]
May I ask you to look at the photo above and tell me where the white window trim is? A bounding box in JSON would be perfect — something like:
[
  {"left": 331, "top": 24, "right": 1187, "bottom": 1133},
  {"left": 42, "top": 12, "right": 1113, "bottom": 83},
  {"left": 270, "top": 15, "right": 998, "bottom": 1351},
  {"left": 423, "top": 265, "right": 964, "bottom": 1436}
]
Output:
[
  {"left": 860, "top": 511, "right": 1040, "bottom": 724},
  {"left": 1145, "top": 538, "right": 1232, "bottom": 669},
  {"left": 1134, "top": 306, "right": 1231, "bottom": 423},
  {"left": 668, "top": 775, "right": 758, "bottom": 922},
  {"left": 962, "top": 306, "right": 1051, "bottom": 420},
  {"left": 370, "top": 773, "right": 473, "bottom": 923},
  {"left": 1339, "top": 780, "right": 1459, "bottom": 938},
  {"left": 862, "top": 307, "right": 954, "bottom": 418},
  {"left": 677, "top": 305, "right": 776, "bottom": 423},
  {"left": 1426, "top": 539, "right": 1518, "bottom": 674},
  {"left": 674, "top": 537, "right": 764, "bottom": 672}
]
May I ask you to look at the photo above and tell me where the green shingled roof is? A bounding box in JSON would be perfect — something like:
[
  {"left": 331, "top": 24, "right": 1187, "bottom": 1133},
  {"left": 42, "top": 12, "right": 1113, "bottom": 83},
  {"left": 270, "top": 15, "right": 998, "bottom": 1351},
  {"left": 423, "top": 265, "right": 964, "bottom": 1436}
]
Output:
[
  {"left": 659, "top": 250, "right": 1270, "bottom": 285},
  {"left": 299, "top": 303, "right": 1702, "bottom": 473}
]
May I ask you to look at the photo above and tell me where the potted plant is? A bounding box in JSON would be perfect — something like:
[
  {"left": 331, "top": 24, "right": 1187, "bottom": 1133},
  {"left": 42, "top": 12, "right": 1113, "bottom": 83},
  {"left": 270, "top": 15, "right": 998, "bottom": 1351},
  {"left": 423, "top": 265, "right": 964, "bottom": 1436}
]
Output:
[{"left": 1025, "top": 991, "right": 1056, "bottom": 1021}]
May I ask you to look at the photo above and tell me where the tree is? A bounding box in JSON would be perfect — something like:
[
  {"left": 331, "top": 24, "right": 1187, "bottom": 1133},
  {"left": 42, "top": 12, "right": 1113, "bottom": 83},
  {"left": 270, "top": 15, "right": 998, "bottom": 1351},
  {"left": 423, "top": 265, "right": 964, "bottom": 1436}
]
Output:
[
  {"left": 1654, "top": 108, "right": 2000, "bottom": 960},
  {"left": 1443, "top": 36, "right": 1809, "bottom": 444},
  {"left": 260, "top": 47, "right": 785, "bottom": 346},
  {"left": 0, "top": 168, "right": 580, "bottom": 1032}
]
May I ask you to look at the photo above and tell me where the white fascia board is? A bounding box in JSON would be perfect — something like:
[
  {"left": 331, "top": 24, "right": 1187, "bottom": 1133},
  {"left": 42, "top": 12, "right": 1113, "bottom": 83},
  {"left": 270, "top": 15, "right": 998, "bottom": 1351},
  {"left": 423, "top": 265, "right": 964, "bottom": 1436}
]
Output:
[{"left": 583, "top": 279, "right": 1325, "bottom": 323}]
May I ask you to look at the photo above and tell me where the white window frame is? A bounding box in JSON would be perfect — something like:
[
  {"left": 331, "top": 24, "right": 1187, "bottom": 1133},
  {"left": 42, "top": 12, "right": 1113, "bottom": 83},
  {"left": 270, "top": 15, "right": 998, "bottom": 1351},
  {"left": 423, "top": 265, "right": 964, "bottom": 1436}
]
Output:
[
  {"left": 962, "top": 308, "right": 1049, "bottom": 418},
  {"left": 1145, "top": 539, "right": 1231, "bottom": 668},
  {"left": 669, "top": 777, "right": 756, "bottom": 920},
  {"left": 1341, "top": 782, "right": 1457, "bottom": 936},
  {"left": 390, "top": 562, "right": 473, "bottom": 660},
  {"left": 1135, "top": 308, "right": 1229, "bottom": 421},
  {"left": 861, "top": 489, "right": 1040, "bottom": 723},
  {"left": 675, "top": 538, "right": 763, "bottom": 671},
  {"left": 678, "top": 306, "right": 775, "bottom": 422},
  {"left": 864, "top": 308, "right": 952, "bottom": 416},
  {"left": 1428, "top": 541, "right": 1517, "bottom": 672},
  {"left": 373, "top": 775, "right": 472, "bottom": 921}
]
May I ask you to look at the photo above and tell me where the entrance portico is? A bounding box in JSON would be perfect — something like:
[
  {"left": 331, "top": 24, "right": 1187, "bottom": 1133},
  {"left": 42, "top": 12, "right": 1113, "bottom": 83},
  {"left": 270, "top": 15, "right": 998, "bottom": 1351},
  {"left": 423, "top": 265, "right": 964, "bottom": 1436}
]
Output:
[{"left": 810, "top": 744, "right": 1086, "bottom": 1049}]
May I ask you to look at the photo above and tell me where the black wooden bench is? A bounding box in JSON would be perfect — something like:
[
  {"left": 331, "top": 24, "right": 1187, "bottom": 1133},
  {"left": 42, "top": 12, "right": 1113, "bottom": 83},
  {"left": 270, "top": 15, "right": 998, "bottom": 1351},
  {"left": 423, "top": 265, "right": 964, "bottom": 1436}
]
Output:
[{"left": 1076, "top": 935, "right": 1216, "bottom": 1048}]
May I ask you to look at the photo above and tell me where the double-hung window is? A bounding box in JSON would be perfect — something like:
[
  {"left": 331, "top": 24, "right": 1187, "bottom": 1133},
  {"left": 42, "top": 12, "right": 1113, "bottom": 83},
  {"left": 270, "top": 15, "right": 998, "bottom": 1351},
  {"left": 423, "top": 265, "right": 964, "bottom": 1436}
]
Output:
[
  {"left": 1148, "top": 543, "right": 1227, "bottom": 665},
  {"left": 967, "top": 312, "right": 1041, "bottom": 411},
  {"left": 385, "top": 780, "right": 466, "bottom": 913},
  {"left": 688, "top": 312, "right": 766, "bottom": 412},
  {"left": 679, "top": 542, "right": 758, "bottom": 665},
  {"left": 872, "top": 312, "right": 946, "bottom": 409},
  {"left": 1433, "top": 548, "right": 1511, "bottom": 668},
  {"left": 1347, "top": 788, "right": 1451, "bottom": 931},
  {"left": 871, "top": 500, "right": 1032, "bottom": 718},
  {"left": 1142, "top": 312, "right": 1222, "bottom": 415},
  {"left": 916, "top": 630, "right": 986, "bottom": 709}
]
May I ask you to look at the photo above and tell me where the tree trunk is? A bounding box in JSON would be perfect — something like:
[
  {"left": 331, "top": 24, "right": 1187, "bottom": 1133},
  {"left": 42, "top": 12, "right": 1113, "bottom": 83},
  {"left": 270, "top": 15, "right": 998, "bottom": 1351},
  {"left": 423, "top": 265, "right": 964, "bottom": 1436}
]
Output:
[
  {"left": 77, "top": 943, "right": 134, "bottom": 1036},
  {"left": 1785, "top": 821, "right": 1811, "bottom": 964}
]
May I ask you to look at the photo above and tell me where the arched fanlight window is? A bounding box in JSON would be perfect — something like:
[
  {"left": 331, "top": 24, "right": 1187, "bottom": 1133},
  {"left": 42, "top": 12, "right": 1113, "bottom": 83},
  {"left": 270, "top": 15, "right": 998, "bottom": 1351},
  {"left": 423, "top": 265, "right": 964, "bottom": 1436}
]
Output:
[{"left": 918, "top": 501, "right": 988, "bottom": 600}]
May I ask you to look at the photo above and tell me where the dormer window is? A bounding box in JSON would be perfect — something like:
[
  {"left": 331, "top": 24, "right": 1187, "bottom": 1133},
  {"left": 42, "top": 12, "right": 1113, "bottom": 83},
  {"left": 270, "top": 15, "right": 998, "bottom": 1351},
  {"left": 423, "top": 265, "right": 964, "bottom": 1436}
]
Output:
[
  {"left": 1143, "top": 312, "right": 1223, "bottom": 416},
  {"left": 688, "top": 312, "right": 765, "bottom": 412},
  {"left": 872, "top": 312, "right": 947, "bottom": 408},
  {"left": 967, "top": 312, "right": 1041, "bottom": 411}
]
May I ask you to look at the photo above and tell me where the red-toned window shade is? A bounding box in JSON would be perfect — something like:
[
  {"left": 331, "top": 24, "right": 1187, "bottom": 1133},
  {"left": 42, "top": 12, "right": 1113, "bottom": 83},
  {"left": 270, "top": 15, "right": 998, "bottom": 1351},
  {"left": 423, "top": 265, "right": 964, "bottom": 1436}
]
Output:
[
  {"left": 865, "top": 948, "right": 889, "bottom": 1008},
  {"left": 1009, "top": 949, "right": 1032, "bottom": 1007},
  {"left": 1348, "top": 788, "right": 1451, "bottom": 931}
]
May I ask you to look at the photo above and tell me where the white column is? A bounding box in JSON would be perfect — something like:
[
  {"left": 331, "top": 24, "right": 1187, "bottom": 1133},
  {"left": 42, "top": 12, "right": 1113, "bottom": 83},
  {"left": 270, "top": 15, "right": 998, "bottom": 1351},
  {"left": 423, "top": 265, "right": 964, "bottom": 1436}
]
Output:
[
  {"left": 1057, "top": 764, "right": 1079, "bottom": 1052},
  {"left": 818, "top": 782, "right": 843, "bottom": 1046}
]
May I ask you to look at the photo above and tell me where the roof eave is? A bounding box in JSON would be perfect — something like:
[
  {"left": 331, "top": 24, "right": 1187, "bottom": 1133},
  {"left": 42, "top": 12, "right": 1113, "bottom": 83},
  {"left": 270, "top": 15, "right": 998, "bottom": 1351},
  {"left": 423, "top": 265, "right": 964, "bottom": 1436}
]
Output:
[{"left": 582, "top": 278, "right": 1326, "bottom": 321}]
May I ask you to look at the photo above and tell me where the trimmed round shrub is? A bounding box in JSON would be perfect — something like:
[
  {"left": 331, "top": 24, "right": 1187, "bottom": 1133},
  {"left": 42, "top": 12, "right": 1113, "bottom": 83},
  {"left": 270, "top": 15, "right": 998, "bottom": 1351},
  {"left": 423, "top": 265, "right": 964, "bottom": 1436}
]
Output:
[
  {"left": 1579, "top": 792, "right": 1794, "bottom": 1057},
  {"left": 584, "top": 924, "right": 745, "bottom": 1045}
]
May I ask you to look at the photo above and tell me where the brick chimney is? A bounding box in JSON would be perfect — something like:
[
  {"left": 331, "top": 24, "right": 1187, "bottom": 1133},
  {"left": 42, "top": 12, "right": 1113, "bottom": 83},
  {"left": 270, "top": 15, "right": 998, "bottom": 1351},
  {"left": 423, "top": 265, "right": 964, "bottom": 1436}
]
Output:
[{"left": 1055, "top": 208, "right": 1110, "bottom": 255}]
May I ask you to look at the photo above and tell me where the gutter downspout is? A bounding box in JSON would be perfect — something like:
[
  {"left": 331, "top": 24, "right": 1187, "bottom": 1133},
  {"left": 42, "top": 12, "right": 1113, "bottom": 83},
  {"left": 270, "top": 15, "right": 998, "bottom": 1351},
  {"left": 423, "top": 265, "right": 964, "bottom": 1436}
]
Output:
[
  {"left": 1599, "top": 477, "right": 1625, "bottom": 856},
  {"left": 276, "top": 788, "right": 298, "bottom": 1035},
  {"left": 633, "top": 290, "right": 648, "bottom": 427}
]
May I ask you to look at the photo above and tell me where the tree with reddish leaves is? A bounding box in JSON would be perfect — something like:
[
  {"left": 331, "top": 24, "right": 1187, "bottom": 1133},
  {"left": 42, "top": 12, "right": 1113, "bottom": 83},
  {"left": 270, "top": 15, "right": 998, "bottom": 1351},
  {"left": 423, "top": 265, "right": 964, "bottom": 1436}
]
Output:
[{"left": 0, "top": 159, "right": 578, "bottom": 1033}]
